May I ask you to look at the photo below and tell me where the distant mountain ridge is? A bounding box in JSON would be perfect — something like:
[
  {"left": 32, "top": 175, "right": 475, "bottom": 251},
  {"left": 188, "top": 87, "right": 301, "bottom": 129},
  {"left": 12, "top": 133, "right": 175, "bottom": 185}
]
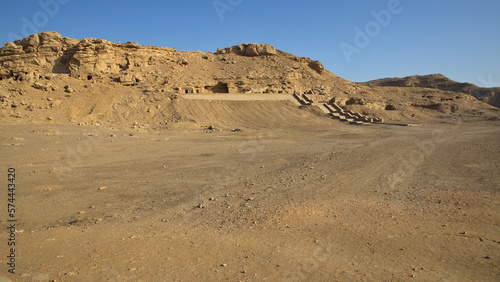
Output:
[{"left": 362, "top": 74, "right": 500, "bottom": 108}]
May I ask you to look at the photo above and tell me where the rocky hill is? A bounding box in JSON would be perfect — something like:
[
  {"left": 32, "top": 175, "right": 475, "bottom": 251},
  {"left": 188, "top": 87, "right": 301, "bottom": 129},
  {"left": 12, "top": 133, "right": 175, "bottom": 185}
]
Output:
[
  {"left": 0, "top": 32, "right": 498, "bottom": 130},
  {"left": 362, "top": 74, "right": 500, "bottom": 108},
  {"left": 0, "top": 31, "right": 354, "bottom": 95}
]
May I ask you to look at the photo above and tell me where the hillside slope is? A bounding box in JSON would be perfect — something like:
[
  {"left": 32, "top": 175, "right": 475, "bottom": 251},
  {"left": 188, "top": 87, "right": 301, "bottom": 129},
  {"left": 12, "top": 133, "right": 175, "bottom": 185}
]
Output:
[
  {"left": 362, "top": 74, "right": 500, "bottom": 108},
  {"left": 0, "top": 32, "right": 498, "bottom": 129}
]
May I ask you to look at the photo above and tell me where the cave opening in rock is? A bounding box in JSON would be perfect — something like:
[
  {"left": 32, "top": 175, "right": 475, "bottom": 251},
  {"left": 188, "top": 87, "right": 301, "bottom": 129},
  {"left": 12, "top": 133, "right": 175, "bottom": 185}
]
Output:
[{"left": 211, "top": 82, "right": 229, "bottom": 93}]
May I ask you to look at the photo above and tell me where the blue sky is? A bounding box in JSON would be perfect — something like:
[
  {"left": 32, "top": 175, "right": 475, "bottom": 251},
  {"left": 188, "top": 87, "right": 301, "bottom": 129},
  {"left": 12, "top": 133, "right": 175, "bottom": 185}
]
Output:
[{"left": 1, "top": 0, "right": 499, "bottom": 87}]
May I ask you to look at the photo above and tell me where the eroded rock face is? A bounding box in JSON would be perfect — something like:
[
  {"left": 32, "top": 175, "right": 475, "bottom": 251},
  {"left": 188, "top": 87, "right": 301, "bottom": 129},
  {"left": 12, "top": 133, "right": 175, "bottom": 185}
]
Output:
[
  {"left": 217, "top": 43, "right": 277, "bottom": 57},
  {"left": 0, "top": 32, "right": 178, "bottom": 81},
  {"left": 308, "top": 61, "right": 324, "bottom": 74}
]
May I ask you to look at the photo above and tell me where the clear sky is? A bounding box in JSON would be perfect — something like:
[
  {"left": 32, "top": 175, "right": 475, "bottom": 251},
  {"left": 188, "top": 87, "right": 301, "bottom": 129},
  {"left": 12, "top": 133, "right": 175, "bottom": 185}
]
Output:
[{"left": 1, "top": 0, "right": 499, "bottom": 87}]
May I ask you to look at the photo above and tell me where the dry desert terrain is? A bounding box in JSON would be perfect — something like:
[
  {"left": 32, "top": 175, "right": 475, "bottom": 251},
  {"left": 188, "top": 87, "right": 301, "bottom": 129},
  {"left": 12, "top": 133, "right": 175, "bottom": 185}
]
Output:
[{"left": 0, "top": 100, "right": 499, "bottom": 281}]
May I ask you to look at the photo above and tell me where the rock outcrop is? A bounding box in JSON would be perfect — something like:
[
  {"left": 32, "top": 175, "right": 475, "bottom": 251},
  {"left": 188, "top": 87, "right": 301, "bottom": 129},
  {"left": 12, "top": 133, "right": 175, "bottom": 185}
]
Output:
[
  {"left": 216, "top": 43, "right": 277, "bottom": 57},
  {"left": 0, "top": 32, "right": 177, "bottom": 82}
]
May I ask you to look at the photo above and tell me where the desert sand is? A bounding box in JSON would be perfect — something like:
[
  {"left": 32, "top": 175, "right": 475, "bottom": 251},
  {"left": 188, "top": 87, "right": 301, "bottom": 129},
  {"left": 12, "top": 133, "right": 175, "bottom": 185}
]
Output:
[{"left": 1, "top": 105, "right": 499, "bottom": 281}]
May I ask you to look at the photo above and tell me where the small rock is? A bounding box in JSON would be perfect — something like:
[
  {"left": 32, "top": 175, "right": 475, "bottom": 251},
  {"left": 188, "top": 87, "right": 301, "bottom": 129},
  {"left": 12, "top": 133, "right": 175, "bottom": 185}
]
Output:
[
  {"left": 98, "top": 186, "right": 107, "bottom": 191},
  {"left": 385, "top": 104, "right": 397, "bottom": 110},
  {"left": 64, "top": 86, "right": 75, "bottom": 93}
]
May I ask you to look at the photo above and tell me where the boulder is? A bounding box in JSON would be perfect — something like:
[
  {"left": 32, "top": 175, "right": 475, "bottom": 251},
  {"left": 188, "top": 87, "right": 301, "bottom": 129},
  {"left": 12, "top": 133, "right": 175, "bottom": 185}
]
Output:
[
  {"left": 385, "top": 104, "right": 397, "bottom": 110},
  {"left": 345, "top": 97, "right": 367, "bottom": 105},
  {"left": 218, "top": 43, "right": 277, "bottom": 57},
  {"left": 308, "top": 61, "right": 324, "bottom": 74}
]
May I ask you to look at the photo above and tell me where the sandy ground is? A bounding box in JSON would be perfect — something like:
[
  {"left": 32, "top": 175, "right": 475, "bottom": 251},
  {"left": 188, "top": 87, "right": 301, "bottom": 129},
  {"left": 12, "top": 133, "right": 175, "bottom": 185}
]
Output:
[
  {"left": 180, "top": 94, "right": 299, "bottom": 102},
  {"left": 0, "top": 111, "right": 499, "bottom": 281}
]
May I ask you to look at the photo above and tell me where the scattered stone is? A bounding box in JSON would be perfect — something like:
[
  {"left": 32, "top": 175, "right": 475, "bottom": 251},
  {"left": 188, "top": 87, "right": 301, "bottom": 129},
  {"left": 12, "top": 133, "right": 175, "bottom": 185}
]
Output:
[
  {"left": 64, "top": 85, "right": 75, "bottom": 93},
  {"left": 32, "top": 81, "right": 54, "bottom": 91},
  {"left": 345, "top": 97, "right": 367, "bottom": 105},
  {"left": 98, "top": 186, "right": 107, "bottom": 191},
  {"left": 177, "top": 59, "right": 189, "bottom": 66}
]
